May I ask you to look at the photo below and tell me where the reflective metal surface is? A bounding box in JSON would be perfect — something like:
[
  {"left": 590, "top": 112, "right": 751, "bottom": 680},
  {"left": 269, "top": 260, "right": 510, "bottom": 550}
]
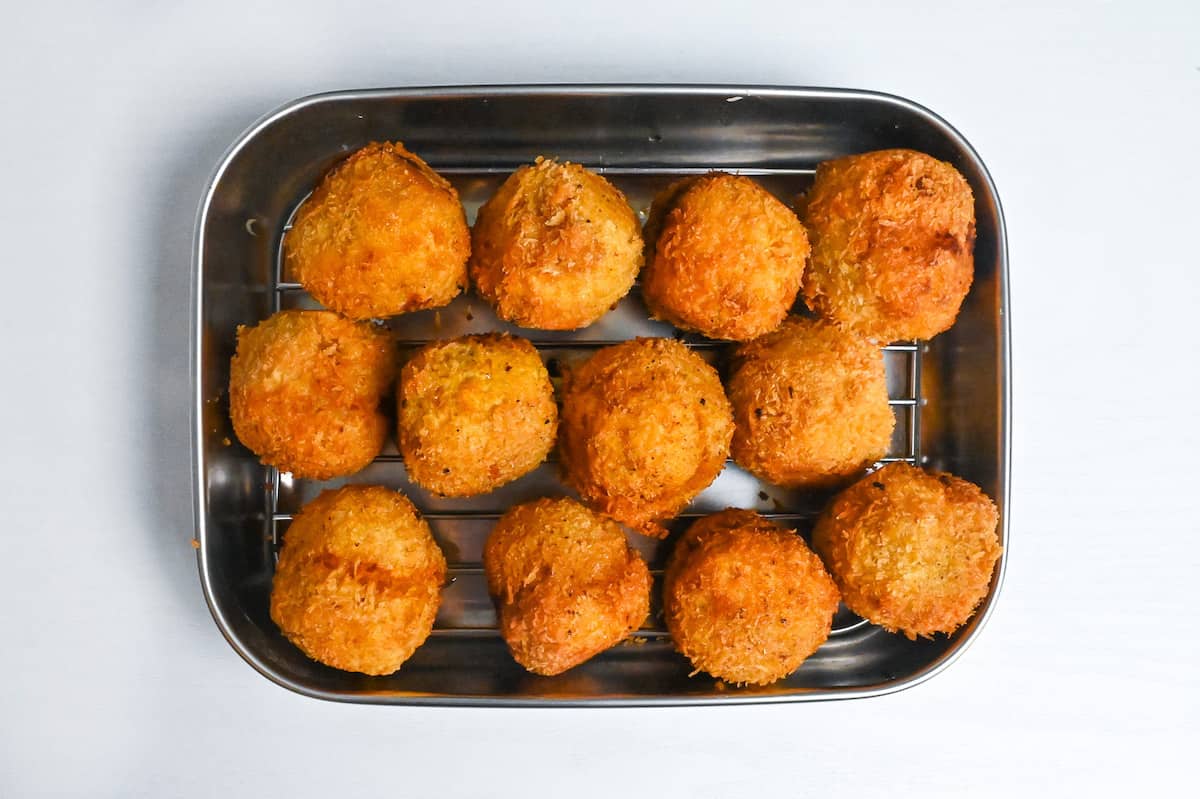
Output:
[{"left": 192, "top": 85, "right": 1010, "bottom": 705}]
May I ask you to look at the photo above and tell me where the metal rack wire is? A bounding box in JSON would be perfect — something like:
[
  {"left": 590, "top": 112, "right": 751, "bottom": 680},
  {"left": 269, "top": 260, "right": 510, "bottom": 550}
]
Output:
[{"left": 262, "top": 169, "right": 925, "bottom": 641}]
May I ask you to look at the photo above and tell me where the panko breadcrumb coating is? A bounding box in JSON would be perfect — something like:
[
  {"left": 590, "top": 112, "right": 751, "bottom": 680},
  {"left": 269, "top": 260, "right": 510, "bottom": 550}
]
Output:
[
  {"left": 483, "top": 497, "right": 651, "bottom": 675},
  {"left": 270, "top": 485, "right": 446, "bottom": 675},
  {"left": 664, "top": 509, "right": 841, "bottom": 686},
  {"left": 812, "top": 462, "right": 1001, "bottom": 639},
  {"left": 470, "top": 158, "right": 643, "bottom": 330},
  {"left": 285, "top": 142, "right": 470, "bottom": 320},
  {"left": 558, "top": 338, "right": 733, "bottom": 537},
  {"left": 642, "top": 173, "right": 810, "bottom": 341},
  {"left": 397, "top": 333, "right": 557, "bottom": 497},
  {"left": 229, "top": 310, "right": 392, "bottom": 480},
  {"left": 799, "top": 149, "right": 975, "bottom": 342},
  {"left": 729, "top": 316, "right": 894, "bottom": 489}
]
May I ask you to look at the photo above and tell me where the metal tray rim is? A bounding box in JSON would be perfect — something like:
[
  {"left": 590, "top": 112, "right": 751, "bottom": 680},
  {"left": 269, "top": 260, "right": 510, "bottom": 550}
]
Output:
[{"left": 191, "top": 83, "right": 1010, "bottom": 706}]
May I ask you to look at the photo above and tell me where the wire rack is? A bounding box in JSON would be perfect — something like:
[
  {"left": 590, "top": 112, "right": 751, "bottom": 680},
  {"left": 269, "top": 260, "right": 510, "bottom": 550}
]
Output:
[{"left": 261, "top": 168, "right": 925, "bottom": 641}]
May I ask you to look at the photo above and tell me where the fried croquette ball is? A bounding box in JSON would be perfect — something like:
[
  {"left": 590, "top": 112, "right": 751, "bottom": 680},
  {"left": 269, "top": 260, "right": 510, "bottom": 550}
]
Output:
[
  {"left": 470, "top": 157, "right": 643, "bottom": 330},
  {"left": 664, "top": 509, "right": 841, "bottom": 686},
  {"left": 483, "top": 497, "right": 652, "bottom": 675},
  {"left": 269, "top": 485, "right": 446, "bottom": 675},
  {"left": 285, "top": 142, "right": 470, "bottom": 320},
  {"left": 559, "top": 338, "right": 733, "bottom": 537},
  {"left": 229, "top": 310, "right": 392, "bottom": 480},
  {"left": 799, "top": 149, "right": 975, "bottom": 342},
  {"left": 812, "top": 462, "right": 1001, "bottom": 639},
  {"left": 397, "top": 333, "right": 557, "bottom": 497},
  {"left": 642, "top": 173, "right": 810, "bottom": 341},
  {"left": 729, "top": 316, "right": 894, "bottom": 489}
]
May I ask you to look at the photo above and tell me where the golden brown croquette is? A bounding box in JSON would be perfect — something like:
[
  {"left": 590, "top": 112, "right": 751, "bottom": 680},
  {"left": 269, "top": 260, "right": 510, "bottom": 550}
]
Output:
[
  {"left": 483, "top": 497, "right": 651, "bottom": 676},
  {"left": 799, "top": 149, "right": 975, "bottom": 342},
  {"left": 642, "top": 173, "right": 810, "bottom": 341},
  {"left": 811, "top": 462, "right": 1001, "bottom": 639},
  {"left": 470, "top": 158, "right": 643, "bottom": 330},
  {"left": 729, "top": 316, "right": 894, "bottom": 489},
  {"left": 664, "top": 509, "right": 841, "bottom": 686},
  {"left": 397, "top": 333, "right": 557, "bottom": 497},
  {"left": 558, "top": 338, "right": 733, "bottom": 537},
  {"left": 270, "top": 485, "right": 446, "bottom": 675},
  {"left": 229, "top": 310, "right": 392, "bottom": 480},
  {"left": 286, "top": 142, "right": 470, "bottom": 320}
]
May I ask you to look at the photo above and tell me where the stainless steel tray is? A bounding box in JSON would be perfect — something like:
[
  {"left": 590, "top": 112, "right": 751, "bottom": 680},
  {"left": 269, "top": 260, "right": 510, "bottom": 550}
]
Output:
[{"left": 192, "top": 85, "right": 1010, "bottom": 705}]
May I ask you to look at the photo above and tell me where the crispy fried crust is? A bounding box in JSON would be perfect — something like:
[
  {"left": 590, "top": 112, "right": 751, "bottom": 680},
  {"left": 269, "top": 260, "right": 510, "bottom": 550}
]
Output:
[
  {"left": 664, "top": 509, "right": 841, "bottom": 686},
  {"left": 470, "top": 158, "right": 643, "bottom": 330},
  {"left": 285, "top": 142, "right": 470, "bottom": 320},
  {"left": 397, "top": 333, "right": 557, "bottom": 497},
  {"left": 229, "top": 310, "right": 392, "bottom": 480},
  {"left": 558, "top": 338, "right": 733, "bottom": 537},
  {"left": 269, "top": 485, "right": 446, "bottom": 675},
  {"left": 729, "top": 316, "right": 894, "bottom": 488},
  {"left": 811, "top": 463, "right": 1001, "bottom": 639},
  {"left": 483, "top": 497, "right": 652, "bottom": 675},
  {"left": 642, "top": 173, "right": 810, "bottom": 341},
  {"left": 798, "top": 149, "right": 975, "bottom": 342}
]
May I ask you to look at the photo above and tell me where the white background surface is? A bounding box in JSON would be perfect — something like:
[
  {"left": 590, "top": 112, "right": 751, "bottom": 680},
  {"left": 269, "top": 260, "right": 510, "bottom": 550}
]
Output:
[{"left": 2, "top": 1, "right": 1197, "bottom": 796}]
